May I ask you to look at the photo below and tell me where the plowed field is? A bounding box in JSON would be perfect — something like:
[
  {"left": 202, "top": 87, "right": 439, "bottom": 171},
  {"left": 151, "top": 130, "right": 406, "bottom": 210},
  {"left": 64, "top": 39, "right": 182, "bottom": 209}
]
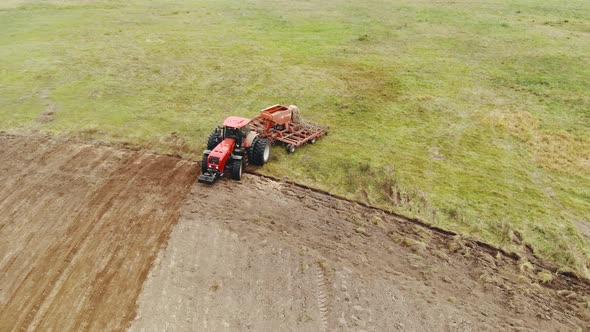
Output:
[
  {"left": 131, "top": 175, "right": 590, "bottom": 331},
  {"left": 0, "top": 135, "right": 588, "bottom": 331},
  {"left": 0, "top": 135, "right": 197, "bottom": 331}
]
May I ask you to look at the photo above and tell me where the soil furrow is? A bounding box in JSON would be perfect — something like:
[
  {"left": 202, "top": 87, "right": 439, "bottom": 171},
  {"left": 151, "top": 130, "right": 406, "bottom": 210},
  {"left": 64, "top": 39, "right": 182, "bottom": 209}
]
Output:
[{"left": 0, "top": 136, "right": 197, "bottom": 331}]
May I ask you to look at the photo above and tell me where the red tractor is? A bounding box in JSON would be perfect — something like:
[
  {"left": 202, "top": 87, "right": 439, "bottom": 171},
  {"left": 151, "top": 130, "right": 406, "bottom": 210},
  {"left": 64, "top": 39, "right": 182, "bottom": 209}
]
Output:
[
  {"left": 198, "top": 116, "right": 270, "bottom": 184},
  {"left": 199, "top": 105, "right": 327, "bottom": 184}
]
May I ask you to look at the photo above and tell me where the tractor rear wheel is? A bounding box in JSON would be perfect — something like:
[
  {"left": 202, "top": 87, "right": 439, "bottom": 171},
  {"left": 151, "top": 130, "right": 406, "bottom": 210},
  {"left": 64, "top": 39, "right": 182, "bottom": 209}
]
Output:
[
  {"left": 207, "top": 130, "right": 221, "bottom": 150},
  {"left": 251, "top": 138, "right": 270, "bottom": 165},
  {"left": 201, "top": 153, "right": 209, "bottom": 174},
  {"left": 230, "top": 159, "right": 243, "bottom": 180}
]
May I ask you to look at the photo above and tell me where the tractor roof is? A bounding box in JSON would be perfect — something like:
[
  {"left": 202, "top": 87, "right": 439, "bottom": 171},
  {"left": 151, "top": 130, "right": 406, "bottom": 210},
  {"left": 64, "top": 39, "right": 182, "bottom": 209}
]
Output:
[{"left": 223, "top": 116, "right": 251, "bottom": 128}]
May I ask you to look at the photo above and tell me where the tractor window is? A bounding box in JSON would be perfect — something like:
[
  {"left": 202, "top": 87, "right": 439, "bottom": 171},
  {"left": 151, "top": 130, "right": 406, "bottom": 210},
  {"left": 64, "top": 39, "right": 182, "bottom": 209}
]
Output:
[
  {"left": 240, "top": 125, "right": 250, "bottom": 137},
  {"left": 224, "top": 126, "right": 248, "bottom": 147},
  {"left": 224, "top": 127, "right": 240, "bottom": 139}
]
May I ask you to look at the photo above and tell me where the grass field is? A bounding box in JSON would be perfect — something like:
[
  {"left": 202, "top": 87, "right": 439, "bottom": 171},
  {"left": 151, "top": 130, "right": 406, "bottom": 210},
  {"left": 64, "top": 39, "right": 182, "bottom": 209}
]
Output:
[{"left": 1, "top": 0, "right": 589, "bottom": 276}]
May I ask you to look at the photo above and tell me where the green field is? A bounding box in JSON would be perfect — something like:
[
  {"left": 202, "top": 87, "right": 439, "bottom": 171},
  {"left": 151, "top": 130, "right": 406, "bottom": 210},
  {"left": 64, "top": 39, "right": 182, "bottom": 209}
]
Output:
[{"left": 1, "top": 0, "right": 589, "bottom": 276}]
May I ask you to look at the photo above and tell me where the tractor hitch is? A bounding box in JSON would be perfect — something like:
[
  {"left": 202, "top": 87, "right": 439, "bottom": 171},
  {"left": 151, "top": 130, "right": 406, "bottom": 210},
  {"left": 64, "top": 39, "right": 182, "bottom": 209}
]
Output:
[{"left": 198, "top": 172, "right": 218, "bottom": 184}]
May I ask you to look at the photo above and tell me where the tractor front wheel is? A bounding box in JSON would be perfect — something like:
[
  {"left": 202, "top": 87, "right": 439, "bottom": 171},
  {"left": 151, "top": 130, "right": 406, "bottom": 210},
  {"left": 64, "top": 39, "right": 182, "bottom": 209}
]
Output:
[
  {"left": 207, "top": 129, "right": 221, "bottom": 150},
  {"left": 230, "top": 159, "right": 243, "bottom": 180},
  {"left": 201, "top": 153, "right": 209, "bottom": 174},
  {"left": 251, "top": 138, "right": 270, "bottom": 165}
]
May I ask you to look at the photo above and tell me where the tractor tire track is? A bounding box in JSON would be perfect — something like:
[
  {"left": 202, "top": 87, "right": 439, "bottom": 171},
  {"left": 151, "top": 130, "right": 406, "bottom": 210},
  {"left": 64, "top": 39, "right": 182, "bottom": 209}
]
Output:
[{"left": 315, "top": 262, "right": 330, "bottom": 332}]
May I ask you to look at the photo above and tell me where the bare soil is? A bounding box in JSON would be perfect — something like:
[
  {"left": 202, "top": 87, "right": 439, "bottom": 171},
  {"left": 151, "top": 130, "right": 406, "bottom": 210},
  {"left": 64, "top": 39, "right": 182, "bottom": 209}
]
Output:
[
  {"left": 0, "top": 135, "right": 197, "bottom": 331},
  {"left": 1, "top": 135, "right": 588, "bottom": 331},
  {"left": 132, "top": 174, "right": 590, "bottom": 331}
]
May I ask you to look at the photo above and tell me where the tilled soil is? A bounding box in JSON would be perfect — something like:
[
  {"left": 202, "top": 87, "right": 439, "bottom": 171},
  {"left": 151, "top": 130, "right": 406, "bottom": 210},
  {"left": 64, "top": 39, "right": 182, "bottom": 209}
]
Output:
[
  {"left": 132, "top": 175, "right": 590, "bottom": 331},
  {"left": 1, "top": 135, "right": 589, "bottom": 331},
  {"left": 0, "top": 135, "right": 197, "bottom": 331}
]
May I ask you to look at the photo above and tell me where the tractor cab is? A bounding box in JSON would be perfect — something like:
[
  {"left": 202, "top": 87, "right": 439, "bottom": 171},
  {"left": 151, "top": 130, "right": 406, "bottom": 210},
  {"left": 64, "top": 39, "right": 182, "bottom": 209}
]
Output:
[{"left": 223, "top": 116, "right": 251, "bottom": 148}]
